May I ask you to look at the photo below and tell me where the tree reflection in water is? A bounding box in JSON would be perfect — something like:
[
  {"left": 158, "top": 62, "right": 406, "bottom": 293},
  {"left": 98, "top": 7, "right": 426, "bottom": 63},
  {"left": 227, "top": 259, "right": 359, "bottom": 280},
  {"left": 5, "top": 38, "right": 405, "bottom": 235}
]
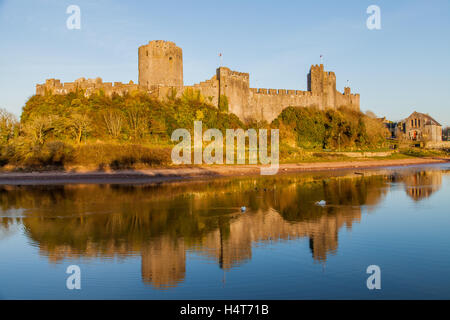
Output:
[{"left": 0, "top": 168, "right": 446, "bottom": 288}]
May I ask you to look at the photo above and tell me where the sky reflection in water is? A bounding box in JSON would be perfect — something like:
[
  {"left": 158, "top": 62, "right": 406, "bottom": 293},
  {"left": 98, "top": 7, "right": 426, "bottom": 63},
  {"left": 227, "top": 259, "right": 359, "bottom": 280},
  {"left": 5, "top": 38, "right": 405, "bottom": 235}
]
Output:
[{"left": 1, "top": 164, "right": 450, "bottom": 299}]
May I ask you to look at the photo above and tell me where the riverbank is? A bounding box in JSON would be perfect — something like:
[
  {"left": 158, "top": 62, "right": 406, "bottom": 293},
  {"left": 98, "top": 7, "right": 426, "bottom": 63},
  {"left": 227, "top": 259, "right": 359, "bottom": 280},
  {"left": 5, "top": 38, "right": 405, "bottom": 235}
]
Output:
[{"left": 0, "top": 157, "right": 448, "bottom": 185}]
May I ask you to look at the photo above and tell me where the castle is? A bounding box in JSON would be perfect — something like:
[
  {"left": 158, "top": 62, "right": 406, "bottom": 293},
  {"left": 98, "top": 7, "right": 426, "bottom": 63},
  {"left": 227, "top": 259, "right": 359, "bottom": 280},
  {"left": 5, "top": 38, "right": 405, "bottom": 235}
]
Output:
[{"left": 36, "top": 40, "right": 360, "bottom": 123}]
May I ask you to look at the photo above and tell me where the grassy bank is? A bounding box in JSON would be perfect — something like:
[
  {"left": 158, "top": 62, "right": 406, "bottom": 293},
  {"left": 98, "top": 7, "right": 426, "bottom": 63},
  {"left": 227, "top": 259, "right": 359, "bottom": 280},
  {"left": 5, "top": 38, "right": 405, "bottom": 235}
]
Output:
[{"left": 2, "top": 90, "right": 446, "bottom": 172}]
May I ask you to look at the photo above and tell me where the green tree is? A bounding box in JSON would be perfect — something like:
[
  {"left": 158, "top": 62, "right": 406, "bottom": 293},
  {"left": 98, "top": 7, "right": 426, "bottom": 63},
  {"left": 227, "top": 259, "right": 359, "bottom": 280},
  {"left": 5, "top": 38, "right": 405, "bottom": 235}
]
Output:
[
  {"left": 218, "top": 95, "right": 229, "bottom": 113},
  {"left": 0, "top": 108, "right": 18, "bottom": 145}
]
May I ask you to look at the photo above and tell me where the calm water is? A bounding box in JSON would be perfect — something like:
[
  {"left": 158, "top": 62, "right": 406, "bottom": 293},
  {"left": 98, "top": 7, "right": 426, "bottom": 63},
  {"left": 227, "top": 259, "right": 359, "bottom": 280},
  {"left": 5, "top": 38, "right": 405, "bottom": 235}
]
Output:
[{"left": 1, "top": 164, "right": 450, "bottom": 299}]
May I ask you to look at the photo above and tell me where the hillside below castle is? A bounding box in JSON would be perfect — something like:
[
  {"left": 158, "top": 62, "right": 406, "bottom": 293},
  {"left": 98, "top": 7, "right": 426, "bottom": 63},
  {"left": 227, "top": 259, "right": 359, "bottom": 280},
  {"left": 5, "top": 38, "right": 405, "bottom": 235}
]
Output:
[{"left": 36, "top": 40, "right": 360, "bottom": 123}]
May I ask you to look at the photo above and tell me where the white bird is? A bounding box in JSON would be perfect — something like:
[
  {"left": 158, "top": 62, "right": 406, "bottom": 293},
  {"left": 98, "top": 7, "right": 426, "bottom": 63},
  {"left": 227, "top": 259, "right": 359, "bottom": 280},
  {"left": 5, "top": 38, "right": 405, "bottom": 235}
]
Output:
[
  {"left": 240, "top": 206, "right": 246, "bottom": 212},
  {"left": 315, "top": 200, "right": 326, "bottom": 206}
]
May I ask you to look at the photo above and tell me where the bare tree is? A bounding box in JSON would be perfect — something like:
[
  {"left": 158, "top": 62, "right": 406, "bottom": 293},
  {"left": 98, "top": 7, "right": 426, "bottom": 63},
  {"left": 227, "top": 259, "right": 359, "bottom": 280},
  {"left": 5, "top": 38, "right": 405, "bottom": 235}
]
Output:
[
  {"left": 365, "top": 110, "right": 377, "bottom": 119},
  {"left": 22, "top": 115, "right": 54, "bottom": 145},
  {"left": 103, "top": 110, "right": 123, "bottom": 139},
  {"left": 70, "top": 113, "right": 91, "bottom": 144},
  {"left": 0, "top": 108, "right": 18, "bottom": 145},
  {"left": 126, "top": 104, "right": 147, "bottom": 141}
]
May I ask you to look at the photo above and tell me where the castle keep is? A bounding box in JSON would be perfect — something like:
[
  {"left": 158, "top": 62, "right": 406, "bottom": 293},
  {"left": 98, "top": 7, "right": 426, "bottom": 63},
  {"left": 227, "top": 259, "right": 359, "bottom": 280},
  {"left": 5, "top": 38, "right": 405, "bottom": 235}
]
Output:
[{"left": 36, "top": 40, "right": 360, "bottom": 123}]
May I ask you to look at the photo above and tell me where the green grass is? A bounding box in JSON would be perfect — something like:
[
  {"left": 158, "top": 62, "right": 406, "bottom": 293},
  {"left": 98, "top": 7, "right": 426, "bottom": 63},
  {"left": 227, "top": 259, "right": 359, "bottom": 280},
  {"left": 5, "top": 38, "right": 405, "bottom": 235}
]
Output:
[{"left": 399, "top": 147, "right": 449, "bottom": 158}]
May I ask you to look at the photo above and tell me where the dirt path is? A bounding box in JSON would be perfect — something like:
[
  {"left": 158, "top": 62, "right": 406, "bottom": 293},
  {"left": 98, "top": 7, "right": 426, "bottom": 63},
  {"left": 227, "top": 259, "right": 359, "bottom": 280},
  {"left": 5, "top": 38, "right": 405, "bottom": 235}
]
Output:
[{"left": 0, "top": 157, "right": 448, "bottom": 185}]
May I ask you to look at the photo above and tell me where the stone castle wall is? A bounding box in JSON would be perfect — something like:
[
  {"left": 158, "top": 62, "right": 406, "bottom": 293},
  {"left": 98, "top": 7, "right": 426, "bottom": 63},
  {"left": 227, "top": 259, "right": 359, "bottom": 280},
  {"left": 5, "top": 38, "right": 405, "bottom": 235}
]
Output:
[
  {"left": 152, "top": 65, "right": 359, "bottom": 123},
  {"left": 36, "top": 40, "right": 360, "bottom": 123},
  {"left": 36, "top": 77, "right": 142, "bottom": 97}
]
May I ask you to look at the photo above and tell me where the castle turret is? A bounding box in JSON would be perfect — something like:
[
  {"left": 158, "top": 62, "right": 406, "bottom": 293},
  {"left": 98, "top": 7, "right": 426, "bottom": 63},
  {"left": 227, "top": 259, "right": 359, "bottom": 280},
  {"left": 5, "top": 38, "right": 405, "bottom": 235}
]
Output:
[
  {"left": 308, "top": 64, "right": 324, "bottom": 94},
  {"left": 344, "top": 87, "right": 351, "bottom": 95},
  {"left": 217, "top": 67, "right": 250, "bottom": 121},
  {"left": 138, "top": 40, "right": 183, "bottom": 88},
  {"left": 307, "top": 64, "right": 337, "bottom": 109}
]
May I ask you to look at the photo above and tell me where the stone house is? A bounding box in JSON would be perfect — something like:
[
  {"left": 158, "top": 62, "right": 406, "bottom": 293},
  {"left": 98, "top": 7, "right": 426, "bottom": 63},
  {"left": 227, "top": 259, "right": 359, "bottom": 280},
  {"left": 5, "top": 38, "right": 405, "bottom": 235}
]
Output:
[{"left": 402, "top": 111, "right": 442, "bottom": 142}]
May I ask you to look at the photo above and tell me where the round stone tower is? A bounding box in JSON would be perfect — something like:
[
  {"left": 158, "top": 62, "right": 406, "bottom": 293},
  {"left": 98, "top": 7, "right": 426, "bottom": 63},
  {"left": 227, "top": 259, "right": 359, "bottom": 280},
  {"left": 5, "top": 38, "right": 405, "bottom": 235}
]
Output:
[{"left": 138, "top": 40, "right": 183, "bottom": 88}]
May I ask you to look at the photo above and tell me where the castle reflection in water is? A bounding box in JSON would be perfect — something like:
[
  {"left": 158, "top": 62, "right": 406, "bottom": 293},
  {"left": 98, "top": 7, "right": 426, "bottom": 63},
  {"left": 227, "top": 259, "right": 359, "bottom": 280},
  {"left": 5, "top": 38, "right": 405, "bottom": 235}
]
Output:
[{"left": 0, "top": 168, "right": 447, "bottom": 289}]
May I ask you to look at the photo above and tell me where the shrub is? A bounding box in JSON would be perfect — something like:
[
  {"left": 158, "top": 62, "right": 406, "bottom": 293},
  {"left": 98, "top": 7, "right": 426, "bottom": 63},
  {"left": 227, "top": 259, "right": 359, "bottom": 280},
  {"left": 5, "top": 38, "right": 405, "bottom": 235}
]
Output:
[
  {"left": 73, "top": 143, "right": 172, "bottom": 169},
  {"left": 7, "top": 140, "right": 75, "bottom": 168},
  {"left": 218, "top": 95, "right": 229, "bottom": 113},
  {"left": 273, "top": 106, "right": 389, "bottom": 151}
]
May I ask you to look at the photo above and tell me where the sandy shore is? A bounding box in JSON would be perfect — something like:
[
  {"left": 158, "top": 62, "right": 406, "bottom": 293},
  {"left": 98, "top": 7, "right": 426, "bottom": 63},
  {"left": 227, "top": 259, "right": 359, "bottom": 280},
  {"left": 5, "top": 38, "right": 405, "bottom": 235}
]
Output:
[{"left": 0, "top": 157, "right": 448, "bottom": 185}]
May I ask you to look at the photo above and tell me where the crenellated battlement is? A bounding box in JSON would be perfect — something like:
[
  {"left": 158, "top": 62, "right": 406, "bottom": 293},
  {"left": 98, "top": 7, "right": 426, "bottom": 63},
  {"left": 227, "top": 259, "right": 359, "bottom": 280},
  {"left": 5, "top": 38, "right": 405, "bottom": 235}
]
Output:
[
  {"left": 216, "top": 67, "right": 249, "bottom": 80},
  {"left": 230, "top": 70, "right": 249, "bottom": 78},
  {"left": 36, "top": 77, "right": 142, "bottom": 97},
  {"left": 250, "top": 88, "right": 314, "bottom": 97},
  {"left": 35, "top": 40, "right": 360, "bottom": 123},
  {"left": 193, "top": 76, "right": 218, "bottom": 88},
  {"left": 146, "top": 40, "right": 177, "bottom": 46}
]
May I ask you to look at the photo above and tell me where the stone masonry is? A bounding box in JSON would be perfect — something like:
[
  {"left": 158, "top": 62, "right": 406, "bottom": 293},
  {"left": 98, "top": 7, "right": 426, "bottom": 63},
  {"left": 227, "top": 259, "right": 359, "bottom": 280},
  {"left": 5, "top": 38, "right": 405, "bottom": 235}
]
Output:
[
  {"left": 36, "top": 40, "right": 360, "bottom": 123},
  {"left": 401, "top": 111, "right": 442, "bottom": 142}
]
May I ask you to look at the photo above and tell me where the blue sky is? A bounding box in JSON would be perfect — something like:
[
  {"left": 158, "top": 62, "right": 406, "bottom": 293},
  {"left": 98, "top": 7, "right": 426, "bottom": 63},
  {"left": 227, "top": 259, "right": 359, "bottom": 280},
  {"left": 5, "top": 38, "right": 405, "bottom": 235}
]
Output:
[{"left": 0, "top": 0, "right": 449, "bottom": 126}]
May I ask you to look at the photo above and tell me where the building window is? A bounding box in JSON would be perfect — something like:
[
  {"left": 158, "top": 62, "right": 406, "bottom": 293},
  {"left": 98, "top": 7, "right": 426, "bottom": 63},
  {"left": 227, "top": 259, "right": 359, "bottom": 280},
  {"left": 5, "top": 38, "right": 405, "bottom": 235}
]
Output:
[
  {"left": 414, "top": 119, "right": 417, "bottom": 127},
  {"left": 418, "top": 119, "right": 420, "bottom": 127},
  {"left": 411, "top": 119, "right": 414, "bottom": 127}
]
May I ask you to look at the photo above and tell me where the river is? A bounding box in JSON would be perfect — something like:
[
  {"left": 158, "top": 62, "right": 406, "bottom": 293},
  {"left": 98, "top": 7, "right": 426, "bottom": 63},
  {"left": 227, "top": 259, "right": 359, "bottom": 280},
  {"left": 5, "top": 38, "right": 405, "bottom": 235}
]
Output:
[{"left": 1, "top": 164, "right": 449, "bottom": 299}]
